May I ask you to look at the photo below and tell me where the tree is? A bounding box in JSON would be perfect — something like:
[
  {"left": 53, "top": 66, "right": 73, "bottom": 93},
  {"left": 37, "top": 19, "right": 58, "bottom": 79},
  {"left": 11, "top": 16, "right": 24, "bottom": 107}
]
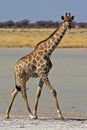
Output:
[
  {"left": 4, "top": 20, "right": 14, "bottom": 28},
  {"left": 20, "top": 19, "right": 30, "bottom": 27}
]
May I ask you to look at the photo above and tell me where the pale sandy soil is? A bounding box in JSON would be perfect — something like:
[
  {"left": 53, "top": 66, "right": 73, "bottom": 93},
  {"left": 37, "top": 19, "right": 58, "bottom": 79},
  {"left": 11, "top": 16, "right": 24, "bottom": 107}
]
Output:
[{"left": 0, "top": 110, "right": 87, "bottom": 130}]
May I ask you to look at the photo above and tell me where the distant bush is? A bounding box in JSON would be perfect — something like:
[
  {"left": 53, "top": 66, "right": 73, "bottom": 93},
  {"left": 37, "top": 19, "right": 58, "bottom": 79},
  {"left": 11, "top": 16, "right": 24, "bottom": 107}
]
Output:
[
  {"left": 33, "top": 20, "right": 59, "bottom": 28},
  {"left": 0, "top": 19, "right": 87, "bottom": 28},
  {"left": 78, "top": 22, "right": 87, "bottom": 28},
  {"left": 0, "top": 20, "right": 14, "bottom": 28}
]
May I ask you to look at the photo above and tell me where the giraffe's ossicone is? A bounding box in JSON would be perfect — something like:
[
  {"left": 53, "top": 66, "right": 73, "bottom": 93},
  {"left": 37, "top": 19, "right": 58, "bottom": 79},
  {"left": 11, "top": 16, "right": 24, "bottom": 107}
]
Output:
[{"left": 6, "top": 13, "right": 74, "bottom": 119}]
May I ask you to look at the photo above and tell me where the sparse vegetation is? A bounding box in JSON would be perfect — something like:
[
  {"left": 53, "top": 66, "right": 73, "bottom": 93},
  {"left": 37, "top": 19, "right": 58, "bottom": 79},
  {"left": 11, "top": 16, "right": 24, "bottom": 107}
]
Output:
[{"left": 0, "top": 28, "right": 87, "bottom": 48}]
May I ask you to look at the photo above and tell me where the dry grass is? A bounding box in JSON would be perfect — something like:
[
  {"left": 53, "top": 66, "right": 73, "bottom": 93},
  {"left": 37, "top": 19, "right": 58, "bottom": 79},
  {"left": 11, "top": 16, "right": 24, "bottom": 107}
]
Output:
[
  {"left": 59, "top": 28, "right": 87, "bottom": 48},
  {"left": 0, "top": 28, "right": 87, "bottom": 48}
]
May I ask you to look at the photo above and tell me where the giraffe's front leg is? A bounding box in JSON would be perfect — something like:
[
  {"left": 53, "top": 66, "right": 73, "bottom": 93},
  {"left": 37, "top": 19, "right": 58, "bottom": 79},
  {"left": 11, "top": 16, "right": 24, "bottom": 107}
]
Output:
[
  {"left": 33, "top": 79, "right": 43, "bottom": 119},
  {"left": 46, "top": 80, "right": 64, "bottom": 119},
  {"left": 40, "top": 74, "right": 64, "bottom": 119}
]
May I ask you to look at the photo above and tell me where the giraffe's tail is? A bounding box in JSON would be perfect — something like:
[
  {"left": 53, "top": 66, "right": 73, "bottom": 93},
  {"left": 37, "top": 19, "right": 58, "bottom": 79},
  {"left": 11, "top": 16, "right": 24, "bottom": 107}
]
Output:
[{"left": 14, "top": 70, "right": 21, "bottom": 92}]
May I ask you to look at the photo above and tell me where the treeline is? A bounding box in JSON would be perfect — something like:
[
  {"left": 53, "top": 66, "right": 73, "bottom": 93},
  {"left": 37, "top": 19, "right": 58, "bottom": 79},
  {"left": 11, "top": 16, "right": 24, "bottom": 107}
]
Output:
[{"left": 0, "top": 19, "right": 87, "bottom": 28}]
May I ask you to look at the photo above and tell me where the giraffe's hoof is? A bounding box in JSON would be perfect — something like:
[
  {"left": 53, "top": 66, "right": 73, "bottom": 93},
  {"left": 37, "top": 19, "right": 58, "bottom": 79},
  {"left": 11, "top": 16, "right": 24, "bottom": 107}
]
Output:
[
  {"left": 5, "top": 115, "right": 10, "bottom": 119},
  {"left": 58, "top": 114, "right": 64, "bottom": 120},
  {"left": 57, "top": 110, "right": 64, "bottom": 120},
  {"left": 30, "top": 114, "right": 38, "bottom": 119},
  {"left": 59, "top": 116, "right": 64, "bottom": 120}
]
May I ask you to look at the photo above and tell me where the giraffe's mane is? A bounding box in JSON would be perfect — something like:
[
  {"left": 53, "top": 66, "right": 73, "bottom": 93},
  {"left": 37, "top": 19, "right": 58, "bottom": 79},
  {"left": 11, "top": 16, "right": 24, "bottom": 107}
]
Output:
[{"left": 35, "top": 22, "right": 63, "bottom": 48}]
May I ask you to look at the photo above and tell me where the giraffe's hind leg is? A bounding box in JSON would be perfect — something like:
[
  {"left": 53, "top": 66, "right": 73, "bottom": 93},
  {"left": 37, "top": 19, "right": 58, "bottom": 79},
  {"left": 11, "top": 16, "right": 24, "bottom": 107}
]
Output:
[
  {"left": 6, "top": 88, "right": 18, "bottom": 118},
  {"left": 33, "top": 79, "right": 44, "bottom": 118},
  {"left": 20, "top": 84, "right": 37, "bottom": 119}
]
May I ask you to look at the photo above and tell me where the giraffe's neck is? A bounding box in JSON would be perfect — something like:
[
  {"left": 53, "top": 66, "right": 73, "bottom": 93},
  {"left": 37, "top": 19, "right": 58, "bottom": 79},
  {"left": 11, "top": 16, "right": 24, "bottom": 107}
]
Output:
[{"left": 36, "top": 22, "right": 67, "bottom": 56}]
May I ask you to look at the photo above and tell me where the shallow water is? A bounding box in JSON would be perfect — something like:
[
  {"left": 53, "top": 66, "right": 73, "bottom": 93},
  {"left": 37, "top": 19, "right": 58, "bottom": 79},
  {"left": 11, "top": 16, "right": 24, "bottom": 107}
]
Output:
[{"left": 0, "top": 48, "right": 87, "bottom": 114}]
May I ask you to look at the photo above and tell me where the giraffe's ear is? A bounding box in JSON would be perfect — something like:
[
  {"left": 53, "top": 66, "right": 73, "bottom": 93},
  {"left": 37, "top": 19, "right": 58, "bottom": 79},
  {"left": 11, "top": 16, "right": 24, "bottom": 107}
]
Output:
[
  {"left": 72, "top": 16, "right": 74, "bottom": 20},
  {"left": 61, "top": 16, "right": 64, "bottom": 20}
]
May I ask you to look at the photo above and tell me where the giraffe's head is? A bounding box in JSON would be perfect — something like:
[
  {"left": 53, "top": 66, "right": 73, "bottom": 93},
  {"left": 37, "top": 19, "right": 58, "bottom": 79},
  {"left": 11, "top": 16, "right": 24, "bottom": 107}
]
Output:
[{"left": 61, "top": 13, "right": 74, "bottom": 29}]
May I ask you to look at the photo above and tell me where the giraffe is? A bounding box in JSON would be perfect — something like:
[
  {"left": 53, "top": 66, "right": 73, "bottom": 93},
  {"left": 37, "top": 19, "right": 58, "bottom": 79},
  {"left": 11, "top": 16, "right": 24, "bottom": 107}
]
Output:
[{"left": 6, "top": 13, "right": 74, "bottom": 119}]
